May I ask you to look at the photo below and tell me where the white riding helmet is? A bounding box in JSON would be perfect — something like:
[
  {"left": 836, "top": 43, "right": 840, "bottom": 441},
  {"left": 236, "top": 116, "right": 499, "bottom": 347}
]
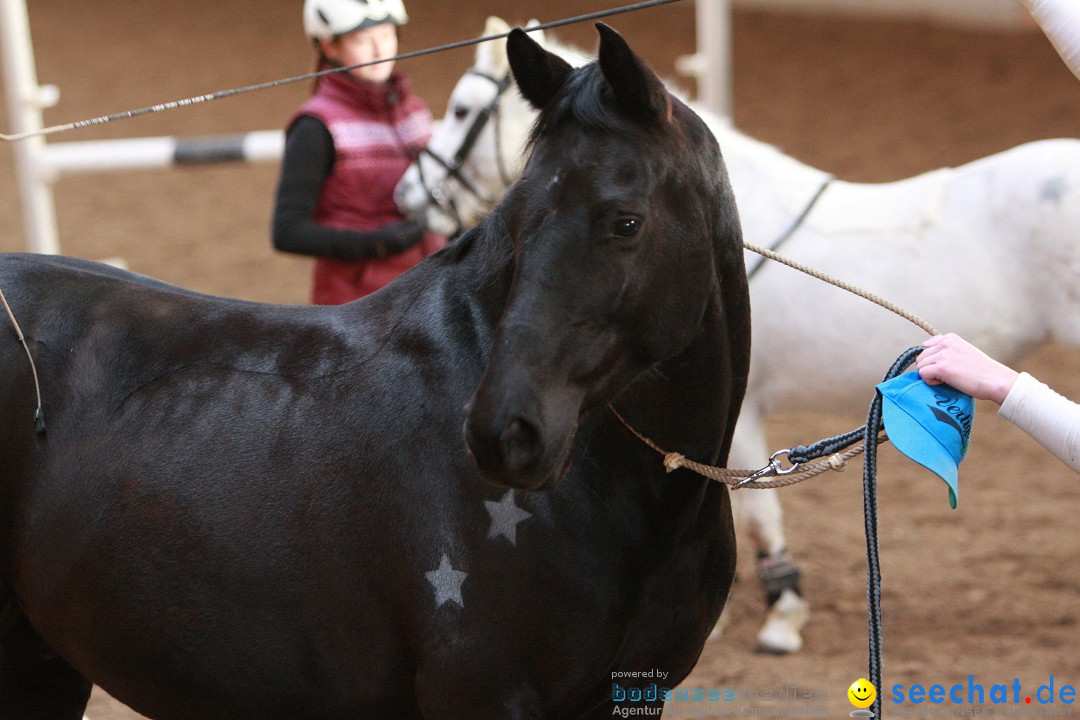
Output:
[{"left": 303, "top": 0, "right": 408, "bottom": 42}]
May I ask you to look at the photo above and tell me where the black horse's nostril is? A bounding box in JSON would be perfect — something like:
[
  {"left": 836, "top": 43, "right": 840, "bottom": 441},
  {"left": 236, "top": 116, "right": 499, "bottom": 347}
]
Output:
[
  {"left": 499, "top": 417, "right": 541, "bottom": 475},
  {"left": 463, "top": 406, "right": 544, "bottom": 486}
]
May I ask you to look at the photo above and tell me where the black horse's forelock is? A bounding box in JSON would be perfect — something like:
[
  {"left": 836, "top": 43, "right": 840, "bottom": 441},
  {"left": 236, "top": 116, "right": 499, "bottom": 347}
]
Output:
[{"left": 525, "top": 63, "right": 657, "bottom": 152}]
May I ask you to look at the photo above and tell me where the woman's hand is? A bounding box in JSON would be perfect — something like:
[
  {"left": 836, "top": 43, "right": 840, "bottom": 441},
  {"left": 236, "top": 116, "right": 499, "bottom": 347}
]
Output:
[{"left": 917, "top": 333, "right": 1019, "bottom": 405}]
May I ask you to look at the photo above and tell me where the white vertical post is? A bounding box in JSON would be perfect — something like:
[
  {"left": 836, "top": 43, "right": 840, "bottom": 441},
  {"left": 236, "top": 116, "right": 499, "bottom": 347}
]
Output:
[
  {"left": 697, "top": 0, "right": 732, "bottom": 119},
  {"left": 0, "top": 0, "right": 61, "bottom": 254},
  {"left": 676, "top": 0, "right": 733, "bottom": 119}
]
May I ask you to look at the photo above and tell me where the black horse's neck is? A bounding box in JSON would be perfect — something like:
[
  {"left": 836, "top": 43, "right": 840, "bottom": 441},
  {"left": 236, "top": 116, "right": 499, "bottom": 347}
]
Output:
[{"left": 612, "top": 290, "right": 743, "bottom": 468}]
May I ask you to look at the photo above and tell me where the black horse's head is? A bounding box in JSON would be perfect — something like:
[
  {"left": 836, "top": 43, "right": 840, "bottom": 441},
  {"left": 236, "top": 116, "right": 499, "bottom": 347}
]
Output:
[{"left": 464, "top": 23, "right": 741, "bottom": 491}]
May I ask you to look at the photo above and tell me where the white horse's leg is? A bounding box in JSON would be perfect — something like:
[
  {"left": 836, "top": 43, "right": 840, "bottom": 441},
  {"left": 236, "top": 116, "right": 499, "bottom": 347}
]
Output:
[
  {"left": 722, "top": 405, "right": 809, "bottom": 654},
  {"left": 744, "top": 489, "right": 808, "bottom": 654}
]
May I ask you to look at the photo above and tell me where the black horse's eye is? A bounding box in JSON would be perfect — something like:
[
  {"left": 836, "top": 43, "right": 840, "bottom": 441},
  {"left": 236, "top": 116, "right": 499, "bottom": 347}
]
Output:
[
  {"left": 452, "top": 106, "right": 470, "bottom": 121},
  {"left": 612, "top": 217, "right": 641, "bottom": 239}
]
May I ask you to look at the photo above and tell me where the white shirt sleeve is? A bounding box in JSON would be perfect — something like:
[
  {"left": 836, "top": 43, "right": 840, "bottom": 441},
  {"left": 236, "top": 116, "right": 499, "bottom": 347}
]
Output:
[
  {"left": 998, "top": 372, "right": 1080, "bottom": 473},
  {"left": 1020, "top": 0, "right": 1080, "bottom": 82}
]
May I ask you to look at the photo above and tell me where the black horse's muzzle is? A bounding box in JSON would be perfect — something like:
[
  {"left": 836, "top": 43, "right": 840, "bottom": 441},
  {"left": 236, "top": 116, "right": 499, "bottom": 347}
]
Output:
[{"left": 463, "top": 384, "right": 579, "bottom": 492}]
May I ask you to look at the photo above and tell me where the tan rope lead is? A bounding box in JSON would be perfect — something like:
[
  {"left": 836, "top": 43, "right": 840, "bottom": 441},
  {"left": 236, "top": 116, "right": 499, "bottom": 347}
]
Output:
[
  {"left": 742, "top": 240, "right": 939, "bottom": 337},
  {"left": 609, "top": 405, "right": 886, "bottom": 489},
  {"left": 612, "top": 239, "right": 932, "bottom": 488}
]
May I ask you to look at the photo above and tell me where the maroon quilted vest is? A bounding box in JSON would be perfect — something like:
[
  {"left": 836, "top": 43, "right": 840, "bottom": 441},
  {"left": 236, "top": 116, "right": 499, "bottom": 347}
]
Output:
[{"left": 290, "top": 70, "right": 444, "bottom": 304}]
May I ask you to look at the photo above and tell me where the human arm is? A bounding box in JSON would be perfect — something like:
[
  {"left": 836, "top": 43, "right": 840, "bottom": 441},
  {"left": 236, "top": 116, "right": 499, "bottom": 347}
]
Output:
[
  {"left": 271, "top": 115, "right": 424, "bottom": 261},
  {"left": 919, "top": 334, "right": 1080, "bottom": 473},
  {"left": 999, "top": 372, "right": 1080, "bottom": 473},
  {"left": 916, "top": 333, "right": 1019, "bottom": 404},
  {"left": 1019, "top": 0, "right": 1080, "bottom": 82}
]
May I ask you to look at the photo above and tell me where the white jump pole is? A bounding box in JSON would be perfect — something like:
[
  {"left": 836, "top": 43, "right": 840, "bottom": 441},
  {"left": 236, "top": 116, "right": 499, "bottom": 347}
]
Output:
[
  {"left": 42, "top": 130, "right": 284, "bottom": 174},
  {"left": 0, "top": 0, "right": 60, "bottom": 254},
  {"left": 676, "top": 0, "right": 733, "bottom": 119},
  {"left": 0, "top": 0, "right": 285, "bottom": 257}
]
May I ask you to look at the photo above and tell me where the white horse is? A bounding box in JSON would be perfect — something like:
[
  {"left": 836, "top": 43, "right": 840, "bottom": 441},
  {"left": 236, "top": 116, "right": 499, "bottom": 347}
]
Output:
[{"left": 395, "top": 17, "right": 1080, "bottom": 654}]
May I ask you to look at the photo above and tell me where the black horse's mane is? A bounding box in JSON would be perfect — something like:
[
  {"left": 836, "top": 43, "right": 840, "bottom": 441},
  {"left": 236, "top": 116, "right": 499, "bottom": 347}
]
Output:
[{"left": 439, "top": 209, "right": 515, "bottom": 282}]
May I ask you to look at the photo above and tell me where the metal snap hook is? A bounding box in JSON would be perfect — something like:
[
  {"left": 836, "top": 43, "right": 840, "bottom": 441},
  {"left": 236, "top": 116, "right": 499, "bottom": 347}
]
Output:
[{"left": 732, "top": 449, "right": 802, "bottom": 489}]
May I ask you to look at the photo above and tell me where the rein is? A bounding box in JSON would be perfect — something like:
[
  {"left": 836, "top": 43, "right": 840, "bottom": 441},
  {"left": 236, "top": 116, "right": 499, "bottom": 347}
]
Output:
[{"left": 415, "top": 71, "right": 514, "bottom": 238}]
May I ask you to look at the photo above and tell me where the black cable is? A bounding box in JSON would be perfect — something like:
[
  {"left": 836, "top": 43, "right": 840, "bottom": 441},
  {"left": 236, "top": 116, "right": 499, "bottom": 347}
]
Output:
[{"left": 17, "top": 0, "right": 687, "bottom": 140}]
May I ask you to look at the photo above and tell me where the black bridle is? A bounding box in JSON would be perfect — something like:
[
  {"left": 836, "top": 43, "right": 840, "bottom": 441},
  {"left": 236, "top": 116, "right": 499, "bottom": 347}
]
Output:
[{"left": 414, "top": 70, "right": 514, "bottom": 238}]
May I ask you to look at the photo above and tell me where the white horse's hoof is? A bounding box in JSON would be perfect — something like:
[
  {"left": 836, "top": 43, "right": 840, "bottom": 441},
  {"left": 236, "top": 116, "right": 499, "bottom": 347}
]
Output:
[{"left": 755, "top": 588, "right": 809, "bottom": 654}]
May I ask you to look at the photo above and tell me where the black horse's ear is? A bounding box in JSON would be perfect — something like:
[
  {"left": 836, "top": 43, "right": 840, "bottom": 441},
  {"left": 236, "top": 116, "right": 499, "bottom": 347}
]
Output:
[
  {"left": 507, "top": 27, "right": 573, "bottom": 110},
  {"left": 595, "top": 23, "right": 671, "bottom": 122}
]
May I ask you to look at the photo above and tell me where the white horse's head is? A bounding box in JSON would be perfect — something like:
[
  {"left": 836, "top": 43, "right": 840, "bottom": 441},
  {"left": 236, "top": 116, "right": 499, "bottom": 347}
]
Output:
[{"left": 394, "top": 17, "right": 589, "bottom": 237}]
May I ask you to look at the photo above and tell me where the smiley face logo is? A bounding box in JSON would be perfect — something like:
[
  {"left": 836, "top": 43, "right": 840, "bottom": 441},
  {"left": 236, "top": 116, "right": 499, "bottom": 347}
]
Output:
[{"left": 848, "top": 678, "right": 877, "bottom": 709}]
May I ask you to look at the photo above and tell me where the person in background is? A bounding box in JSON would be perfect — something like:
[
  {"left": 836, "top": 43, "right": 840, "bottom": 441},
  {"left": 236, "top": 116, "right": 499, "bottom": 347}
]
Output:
[
  {"left": 917, "top": 334, "right": 1080, "bottom": 473},
  {"left": 273, "top": 0, "right": 445, "bottom": 304}
]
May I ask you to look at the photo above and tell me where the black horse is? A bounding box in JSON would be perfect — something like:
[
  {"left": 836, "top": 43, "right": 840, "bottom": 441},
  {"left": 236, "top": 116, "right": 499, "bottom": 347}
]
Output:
[{"left": 0, "top": 24, "right": 749, "bottom": 719}]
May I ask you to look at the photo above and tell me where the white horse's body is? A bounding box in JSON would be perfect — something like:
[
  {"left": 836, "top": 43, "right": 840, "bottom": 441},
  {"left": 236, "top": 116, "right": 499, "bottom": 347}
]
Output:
[
  {"left": 395, "top": 19, "right": 1080, "bottom": 654},
  {"left": 728, "top": 135, "right": 1080, "bottom": 611},
  {"left": 736, "top": 133, "right": 1080, "bottom": 420}
]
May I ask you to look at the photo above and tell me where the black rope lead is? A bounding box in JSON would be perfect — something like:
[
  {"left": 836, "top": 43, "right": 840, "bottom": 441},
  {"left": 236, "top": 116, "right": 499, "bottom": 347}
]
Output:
[
  {"left": 787, "top": 426, "right": 866, "bottom": 465},
  {"left": 776, "top": 345, "right": 926, "bottom": 717},
  {"left": 863, "top": 377, "right": 886, "bottom": 718},
  {"left": 863, "top": 345, "right": 925, "bottom": 718}
]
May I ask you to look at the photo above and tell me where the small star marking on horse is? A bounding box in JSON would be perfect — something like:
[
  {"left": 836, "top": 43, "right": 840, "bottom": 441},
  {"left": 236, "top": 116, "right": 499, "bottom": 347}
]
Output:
[
  {"left": 1039, "top": 176, "right": 1067, "bottom": 205},
  {"left": 484, "top": 490, "right": 532, "bottom": 545},
  {"left": 426, "top": 554, "right": 468, "bottom": 609}
]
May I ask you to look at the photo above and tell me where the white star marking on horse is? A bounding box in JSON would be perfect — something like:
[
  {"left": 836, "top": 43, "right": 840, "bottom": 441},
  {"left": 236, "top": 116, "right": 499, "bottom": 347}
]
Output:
[
  {"left": 426, "top": 554, "right": 467, "bottom": 609},
  {"left": 484, "top": 490, "right": 532, "bottom": 545}
]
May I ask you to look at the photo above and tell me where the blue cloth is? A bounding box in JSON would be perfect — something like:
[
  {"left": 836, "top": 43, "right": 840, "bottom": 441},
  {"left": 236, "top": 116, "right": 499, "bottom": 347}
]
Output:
[{"left": 877, "top": 372, "right": 974, "bottom": 509}]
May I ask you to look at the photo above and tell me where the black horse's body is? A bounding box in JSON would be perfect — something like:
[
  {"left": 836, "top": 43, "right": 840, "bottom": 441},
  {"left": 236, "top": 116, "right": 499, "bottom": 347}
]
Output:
[{"left": 0, "top": 25, "right": 749, "bottom": 720}]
